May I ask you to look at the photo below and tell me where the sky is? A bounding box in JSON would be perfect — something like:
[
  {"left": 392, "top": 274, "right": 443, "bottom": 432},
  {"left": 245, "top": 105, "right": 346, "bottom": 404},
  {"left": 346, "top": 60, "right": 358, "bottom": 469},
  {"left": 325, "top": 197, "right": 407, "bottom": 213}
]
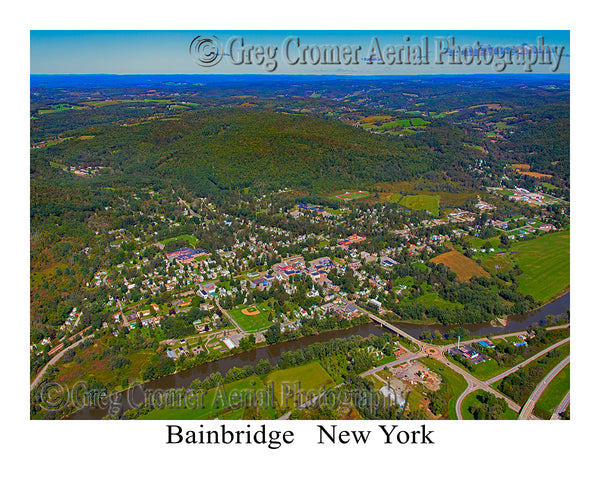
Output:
[{"left": 30, "top": 30, "right": 570, "bottom": 75}]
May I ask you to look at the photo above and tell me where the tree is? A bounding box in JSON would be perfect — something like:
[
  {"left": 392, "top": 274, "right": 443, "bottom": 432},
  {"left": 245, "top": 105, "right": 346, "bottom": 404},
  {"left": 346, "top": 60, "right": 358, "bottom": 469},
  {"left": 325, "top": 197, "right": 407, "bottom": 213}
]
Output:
[
  {"left": 255, "top": 359, "right": 272, "bottom": 375},
  {"left": 500, "top": 233, "right": 511, "bottom": 248},
  {"left": 265, "top": 323, "right": 281, "bottom": 344}
]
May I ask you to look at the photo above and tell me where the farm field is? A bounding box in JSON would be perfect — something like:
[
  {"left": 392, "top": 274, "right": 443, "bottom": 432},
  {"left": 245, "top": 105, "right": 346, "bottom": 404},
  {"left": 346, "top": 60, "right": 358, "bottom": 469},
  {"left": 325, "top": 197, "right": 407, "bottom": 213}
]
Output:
[
  {"left": 228, "top": 304, "right": 273, "bottom": 333},
  {"left": 266, "top": 361, "right": 334, "bottom": 409},
  {"left": 371, "top": 181, "right": 475, "bottom": 209},
  {"left": 359, "top": 116, "right": 430, "bottom": 136},
  {"left": 431, "top": 250, "right": 489, "bottom": 281},
  {"left": 511, "top": 230, "right": 570, "bottom": 302},
  {"left": 398, "top": 194, "right": 439, "bottom": 215},
  {"left": 37, "top": 103, "right": 82, "bottom": 115}
]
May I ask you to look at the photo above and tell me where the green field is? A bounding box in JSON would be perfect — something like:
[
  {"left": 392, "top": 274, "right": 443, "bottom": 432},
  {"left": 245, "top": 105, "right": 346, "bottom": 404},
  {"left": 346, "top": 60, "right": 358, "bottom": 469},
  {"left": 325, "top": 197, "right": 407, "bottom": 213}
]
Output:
[
  {"left": 37, "top": 104, "right": 80, "bottom": 115},
  {"left": 400, "top": 284, "right": 459, "bottom": 310},
  {"left": 332, "top": 191, "right": 370, "bottom": 201},
  {"left": 535, "top": 363, "right": 570, "bottom": 419},
  {"left": 361, "top": 116, "right": 430, "bottom": 136},
  {"left": 323, "top": 207, "right": 349, "bottom": 215},
  {"left": 511, "top": 230, "right": 570, "bottom": 302},
  {"left": 228, "top": 304, "right": 273, "bottom": 333},
  {"left": 447, "top": 354, "right": 506, "bottom": 381},
  {"left": 542, "top": 182, "right": 559, "bottom": 191},
  {"left": 266, "top": 361, "right": 334, "bottom": 409},
  {"left": 467, "top": 235, "right": 501, "bottom": 249},
  {"left": 163, "top": 234, "right": 198, "bottom": 247},
  {"left": 398, "top": 195, "right": 439, "bottom": 215},
  {"left": 139, "top": 375, "right": 271, "bottom": 420},
  {"left": 478, "top": 253, "right": 514, "bottom": 274},
  {"left": 461, "top": 389, "right": 519, "bottom": 420},
  {"left": 48, "top": 160, "right": 66, "bottom": 169},
  {"left": 388, "top": 192, "right": 403, "bottom": 203}
]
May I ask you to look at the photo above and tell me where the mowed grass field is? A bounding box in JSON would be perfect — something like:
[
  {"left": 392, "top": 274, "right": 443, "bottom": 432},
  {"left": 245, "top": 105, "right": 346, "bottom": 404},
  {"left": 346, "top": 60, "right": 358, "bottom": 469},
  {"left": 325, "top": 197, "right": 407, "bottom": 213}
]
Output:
[
  {"left": 266, "top": 361, "right": 334, "bottom": 409},
  {"left": 398, "top": 194, "right": 439, "bottom": 215},
  {"left": 511, "top": 230, "right": 570, "bottom": 302},
  {"left": 535, "top": 363, "right": 570, "bottom": 419},
  {"left": 228, "top": 304, "right": 273, "bottom": 333},
  {"left": 431, "top": 250, "right": 489, "bottom": 281}
]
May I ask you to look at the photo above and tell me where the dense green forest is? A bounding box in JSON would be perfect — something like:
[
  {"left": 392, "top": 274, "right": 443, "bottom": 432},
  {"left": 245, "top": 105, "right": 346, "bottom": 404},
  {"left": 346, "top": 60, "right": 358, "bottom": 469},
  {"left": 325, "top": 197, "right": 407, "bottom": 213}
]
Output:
[{"left": 32, "top": 107, "right": 490, "bottom": 195}]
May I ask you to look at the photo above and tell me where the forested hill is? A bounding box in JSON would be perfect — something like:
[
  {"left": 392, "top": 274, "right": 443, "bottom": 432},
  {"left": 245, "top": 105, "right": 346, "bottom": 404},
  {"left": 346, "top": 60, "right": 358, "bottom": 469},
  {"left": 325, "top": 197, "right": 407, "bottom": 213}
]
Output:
[{"left": 31, "top": 108, "right": 482, "bottom": 195}]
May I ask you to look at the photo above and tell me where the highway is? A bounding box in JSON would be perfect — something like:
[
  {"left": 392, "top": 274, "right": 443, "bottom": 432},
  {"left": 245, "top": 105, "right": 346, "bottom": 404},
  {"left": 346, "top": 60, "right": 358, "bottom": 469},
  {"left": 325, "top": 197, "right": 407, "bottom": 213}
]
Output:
[
  {"left": 519, "top": 355, "right": 571, "bottom": 420},
  {"left": 442, "top": 353, "right": 524, "bottom": 419},
  {"left": 485, "top": 337, "right": 570, "bottom": 385},
  {"left": 453, "top": 337, "right": 569, "bottom": 419},
  {"left": 311, "top": 285, "right": 569, "bottom": 421},
  {"left": 551, "top": 391, "right": 570, "bottom": 420}
]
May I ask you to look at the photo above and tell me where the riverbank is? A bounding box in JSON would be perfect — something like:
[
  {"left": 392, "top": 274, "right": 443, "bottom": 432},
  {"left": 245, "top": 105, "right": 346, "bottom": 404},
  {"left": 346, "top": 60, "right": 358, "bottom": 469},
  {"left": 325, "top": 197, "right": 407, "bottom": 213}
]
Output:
[
  {"left": 389, "top": 291, "right": 569, "bottom": 340},
  {"left": 62, "top": 291, "right": 569, "bottom": 419},
  {"left": 64, "top": 323, "right": 386, "bottom": 419}
]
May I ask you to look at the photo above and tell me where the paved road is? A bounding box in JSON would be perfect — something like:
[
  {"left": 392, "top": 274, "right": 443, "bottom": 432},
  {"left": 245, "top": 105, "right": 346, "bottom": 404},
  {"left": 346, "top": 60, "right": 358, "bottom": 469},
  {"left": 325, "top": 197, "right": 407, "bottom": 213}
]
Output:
[
  {"left": 485, "top": 337, "right": 570, "bottom": 385},
  {"left": 455, "top": 377, "right": 480, "bottom": 420},
  {"left": 178, "top": 197, "right": 202, "bottom": 219},
  {"left": 331, "top": 294, "right": 426, "bottom": 349},
  {"left": 30, "top": 333, "right": 95, "bottom": 391},
  {"left": 214, "top": 298, "right": 247, "bottom": 334},
  {"left": 440, "top": 325, "right": 569, "bottom": 353},
  {"left": 360, "top": 353, "right": 425, "bottom": 378},
  {"left": 551, "top": 391, "right": 570, "bottom": 420},
  {"left": 441, "top": 353, "right": 523, "bottom": 419},
  {"left": 519, "top": 355, "right": 571, "bottom": 420},
  {"left": 453, "top": 337, "right": 569, "bottom": 419}
]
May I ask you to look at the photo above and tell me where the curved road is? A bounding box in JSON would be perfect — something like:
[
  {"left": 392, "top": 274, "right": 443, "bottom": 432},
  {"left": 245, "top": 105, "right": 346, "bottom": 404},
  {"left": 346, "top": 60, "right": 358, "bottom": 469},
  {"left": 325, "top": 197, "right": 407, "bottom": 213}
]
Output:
[
  {"left": 454, "top": 337, "right": 569, "bottom": 419},
  {"left": 30, "top": 333, "right": 95, "bottom": 391},
  {"left": 519, "top": 355, "right": 570, "bottom": 420},
  {"left": 486, "top": 337, "right": 570, "bottom": 385},
  {"left": 551, "top": 391, "right": 570, "bottom": 419},
  {"left": 446, "top": 354, "right": 523, "bottom": 420}
]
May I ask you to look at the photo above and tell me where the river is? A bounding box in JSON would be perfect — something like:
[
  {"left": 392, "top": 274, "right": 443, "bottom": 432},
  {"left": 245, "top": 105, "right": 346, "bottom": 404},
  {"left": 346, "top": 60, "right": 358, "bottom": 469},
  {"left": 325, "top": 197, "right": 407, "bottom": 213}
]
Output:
[
  {"left": 389, "top": 292, "right": 570, "bottom": 338},
  {"left": 66, "top": 292, "right": 568, "bottom": 419}
]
